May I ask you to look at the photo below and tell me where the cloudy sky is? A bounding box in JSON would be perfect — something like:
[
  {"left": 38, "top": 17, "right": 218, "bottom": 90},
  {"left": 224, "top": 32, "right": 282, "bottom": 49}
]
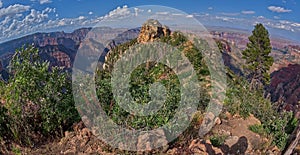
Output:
[{"left": 0, "top": 0, "right": 299, "bottom": 43}]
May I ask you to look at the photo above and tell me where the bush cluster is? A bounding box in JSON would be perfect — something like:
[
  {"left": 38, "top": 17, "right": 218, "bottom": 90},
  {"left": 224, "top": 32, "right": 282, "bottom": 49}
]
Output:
[
  {"left": 224, "top": 73, "right": 297, "bottom": 150},
  {"left": 95, "top": 32, "right": 210, "bottom": 131},
  {"left": 0, "top": 45, "right": 80, "bottom": 146}
]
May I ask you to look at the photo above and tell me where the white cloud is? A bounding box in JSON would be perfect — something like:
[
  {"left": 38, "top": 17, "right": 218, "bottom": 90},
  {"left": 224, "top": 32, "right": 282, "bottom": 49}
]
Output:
[
  {"left": 215, "top": 16, "right": 238, "bottom": 22},
  {"left": 1, "top": 4, "right": 299, "bottom": 43},
  {"left": 30, "top": 0, "right": 52, "bottom": 4},
  {"left": 88, "top": 11, "right": 93, "bottom": 15},
  {"left": 220, "top": 12, "right": 240, "bottom": 16},
  {"left": 78, "top": 16, "right": 85, "bottom": 20},
  {"left": 0, "top": 1, "right": 3, "bottom": 8},
  {"left": 0, "top": 7, "right": 59, "bottom": 41},
  {"left": 241, "top": 10, "right": 255, "bottom": 15},
  {"left": 0, "top": 16, "right": 11, "bottom": 25},
  {"left": 0, "top": 5, "right": 139, "bottom": 42},
  {"left": 257, "top": 16, "right": 265, "bottom": 19},
  {"left": 133, "top": 7, "right": 143, "bottom": 16},
  {"left": 186, "top": 14, "right": 194, "bottom": 18},
  {"left": 104, "top": 5, "right": 131, "bottom": 19},
  {"left": 208, "top": 7, "right": 213, "bottom": 10},
  {"left": 155, "top": 11, "right": 169, "bottom": 15},
  {"left": 195, "top": 12, "right": 300, "bottom": 34},
  {"left": 251, "top": 16, "right": 299, "bottom": 32},
  {"left": 43, "top": 7, "right": 55, "bottom": 14},
  {"left": 268, "top": 6, "right": 292, "bottom": 13},
  {"left": 279, "top": 20, "right": 291, "bottom": 24},
  {"left": 291, "top": 23, "right": 300, "bottom": 27},
  {"left": 39, "top": 0, "right": 52, "bottom": 4},
  {"left": 23, "top": 9, "right": 48, "bottom": 23},
  {"left": 172, "top": 13, "right": 184, "bottom": 16},
  {"left": 57, "top": 19, "right": 66, "bottom": 26},
  {"left": 274, "top": 16, "right": 280, "bottom": 19},
  {"left": 0, "top": 4, "right": 30, "bottom": 18}
]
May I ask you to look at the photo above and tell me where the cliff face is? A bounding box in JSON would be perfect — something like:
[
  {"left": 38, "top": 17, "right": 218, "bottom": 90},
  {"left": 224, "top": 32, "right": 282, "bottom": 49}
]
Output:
[
  {"left": 0, "top": 28, "right": 90, "bottom": 55},
  {"left": 215, "top": 39, "right": 246, "bottom": 76},
  {"left": 0, "top": 60, "right": 2, "bottom": 72},
  {"left": 268, "top": 64, "right": 300, "bottom": 112},
  {"left": 0, "top": 28, "right": 91, "bottom": 71},
  {"left": 0, "top": 27, "right": 139, "bottom": 72}
]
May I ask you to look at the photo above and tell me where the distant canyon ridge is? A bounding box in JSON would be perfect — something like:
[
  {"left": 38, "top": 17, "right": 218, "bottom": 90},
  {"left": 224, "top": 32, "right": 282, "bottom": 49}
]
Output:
[{"left": 0, "top": 25, "right": 299, "bottom": 113}]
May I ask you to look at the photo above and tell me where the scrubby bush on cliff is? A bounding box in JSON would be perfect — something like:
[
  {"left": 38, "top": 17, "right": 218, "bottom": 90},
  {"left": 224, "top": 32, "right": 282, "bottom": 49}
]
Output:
[
  {"left": 0, "top": 104, "right": 10, "bottom": 141},
  {"left": 95, "top": 31, "right": 210, "bottom": 131},
  {"left": 224, "top": 73, "right": 296, "bottom": 150},
  {"left": 0, "top": 45, "right": 80, "bottom": 145},
  {"left": 222, "top": 23, "right": 295, "bottom": 150}
]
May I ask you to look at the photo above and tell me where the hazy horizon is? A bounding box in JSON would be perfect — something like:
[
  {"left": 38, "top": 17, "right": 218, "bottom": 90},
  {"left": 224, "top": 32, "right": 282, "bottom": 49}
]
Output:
[{"left": 0, "top": 1, "right": 299, "bottom": 43}]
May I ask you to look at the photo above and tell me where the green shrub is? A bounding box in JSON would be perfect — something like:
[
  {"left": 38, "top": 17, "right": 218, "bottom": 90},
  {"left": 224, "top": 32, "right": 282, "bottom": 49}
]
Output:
[
  {"left": 95, "top": 32, "right": 210, "bottom": 131},
  {"left": 224, "top": 73, "right": 297, "bottom": 150},
  {"left": 285, "top": 116, "right": 298, "bottom": 134},
  {"left": 224, "top": 75, "right": 270, "bottom": 119},
  {"left": 249, "top": 124, "right": 265, "bottom": 135},
  {"left": 263, "top": 111, "right": 295, "bottom": 150},
  {"left": 11, "top": 146, "right": 21, "bottom": 155},
  {"left": 95, "top": 64, "right": 182, "bottom": 130},
  {"left": 210, "top": 134, "right": 227, "bottom": 147},
  {"left": 0, "top": 104, "right": 10, "bottom": 140},
  {"left": 0, "top": 45, "right": 80, "bottom": 145}
]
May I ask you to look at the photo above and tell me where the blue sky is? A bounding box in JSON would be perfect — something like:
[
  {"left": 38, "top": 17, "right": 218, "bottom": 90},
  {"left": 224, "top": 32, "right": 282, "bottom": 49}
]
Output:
[{"left": 0, "top": 0, "right": 299, "bottom": 42}]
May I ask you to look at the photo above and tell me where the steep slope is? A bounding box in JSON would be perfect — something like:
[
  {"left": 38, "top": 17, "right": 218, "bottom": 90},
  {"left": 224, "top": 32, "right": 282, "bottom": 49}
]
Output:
[
  {"left": 213, "top": 30, "right": 300, "bottom": 113},
  {"left": 268, "top": 64, "right": 300, "bottom": 112},
  {"left": 0, "top": 28, "right": 91, "bottom": 72},
  {"left": 0, "top": 27, "right": 139, "bottom": 78},
  {"left": 0, "top": 28, "right": 91, "bottom": 55}
]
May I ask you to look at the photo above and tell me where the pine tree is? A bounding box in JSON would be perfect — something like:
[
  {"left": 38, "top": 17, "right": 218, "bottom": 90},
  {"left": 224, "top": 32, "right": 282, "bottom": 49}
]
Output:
[{"left": 242, "top": 23, "right": 274, "bottom": 90}]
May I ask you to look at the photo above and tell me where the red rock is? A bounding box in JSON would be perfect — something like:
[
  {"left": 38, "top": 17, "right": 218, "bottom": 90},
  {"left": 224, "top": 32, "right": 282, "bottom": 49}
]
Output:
[{"left": 268, "top": 64, "right": 300, "bottom": 112}]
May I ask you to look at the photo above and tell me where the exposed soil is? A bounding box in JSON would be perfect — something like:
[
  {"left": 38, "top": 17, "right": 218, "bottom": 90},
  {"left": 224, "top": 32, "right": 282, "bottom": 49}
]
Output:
[{"left": 0, "top": 114, "right": 281, "bottom": 155}]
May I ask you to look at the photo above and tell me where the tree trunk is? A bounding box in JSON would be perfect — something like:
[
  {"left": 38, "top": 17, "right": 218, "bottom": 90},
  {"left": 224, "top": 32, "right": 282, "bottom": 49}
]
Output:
[
  {"left": 283, "top": 123, "right": 300, "bottom": 155},
  {"left": 250, "top": 78, "right": 262, "bottom": 91}
]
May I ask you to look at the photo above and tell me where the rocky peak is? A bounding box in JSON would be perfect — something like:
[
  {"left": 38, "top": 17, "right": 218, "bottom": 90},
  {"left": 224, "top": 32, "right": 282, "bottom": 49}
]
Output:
[{"left": 137, "top": 19, "right": 171, "bottom": 43}]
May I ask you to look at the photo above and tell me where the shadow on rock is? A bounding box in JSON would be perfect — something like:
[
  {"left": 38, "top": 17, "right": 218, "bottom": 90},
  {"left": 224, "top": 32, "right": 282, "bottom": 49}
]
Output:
[{"left": 220, "top": 136, "right": 248, "bottom": 155}]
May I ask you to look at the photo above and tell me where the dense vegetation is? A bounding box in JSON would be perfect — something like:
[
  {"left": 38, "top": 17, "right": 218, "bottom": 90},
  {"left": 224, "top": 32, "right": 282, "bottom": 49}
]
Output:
[
  {"left": 95, "top": 31, "right": 210, "bottom": 131},
  {"left": 224, "top": 72, "right": 297, "bottom": 150},
  {"left": 224, "top": 23, "right": 296, "bottom": 150},
  {"left": 0, "top": 45, "right": 80, "bottom": 146}
]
